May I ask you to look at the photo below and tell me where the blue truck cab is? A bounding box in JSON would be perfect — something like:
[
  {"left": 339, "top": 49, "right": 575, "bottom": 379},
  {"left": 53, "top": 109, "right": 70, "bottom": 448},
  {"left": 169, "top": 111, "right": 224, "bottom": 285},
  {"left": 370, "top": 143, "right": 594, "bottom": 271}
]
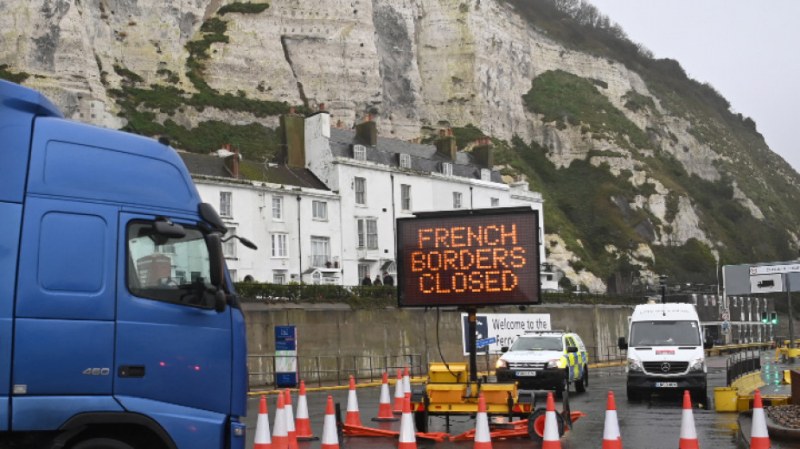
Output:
[{"left": 0, "top": 80, "right": 248, "bottom": 449}]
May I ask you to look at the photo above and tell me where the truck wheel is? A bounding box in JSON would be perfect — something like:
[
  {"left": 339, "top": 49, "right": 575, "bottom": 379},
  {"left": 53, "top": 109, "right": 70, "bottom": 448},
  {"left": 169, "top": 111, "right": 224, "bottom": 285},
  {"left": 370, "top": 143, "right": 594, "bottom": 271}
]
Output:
[
  {"left": 72, "top": 438, "right": 136, "bottom": 449},
  {"left": 575, "top": 366, "right": 588, "bottom": 393}
]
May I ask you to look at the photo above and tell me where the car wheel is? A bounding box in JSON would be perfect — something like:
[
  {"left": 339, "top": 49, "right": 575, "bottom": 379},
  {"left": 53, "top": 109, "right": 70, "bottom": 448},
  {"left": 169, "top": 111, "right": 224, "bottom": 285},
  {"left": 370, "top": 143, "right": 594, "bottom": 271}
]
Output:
[
  {"left": 555, "top": 370, "right": 569, "bottom": 398},
  {"left": 575, "top": 366, "right": 587, "bottom": 393}
]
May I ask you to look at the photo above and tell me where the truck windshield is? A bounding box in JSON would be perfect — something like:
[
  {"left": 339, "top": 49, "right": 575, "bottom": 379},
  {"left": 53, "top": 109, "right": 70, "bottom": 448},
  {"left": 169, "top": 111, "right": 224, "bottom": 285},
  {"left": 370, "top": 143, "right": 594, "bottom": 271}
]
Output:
[
  {"left": 127, "top": 221, "right": 214, "bottom": 307},
  {"left": 630, "top": 321, "right": 701, "bottom": 347},
  {"left": 510, "top": 336, "right": 563, "bottom": 351}
]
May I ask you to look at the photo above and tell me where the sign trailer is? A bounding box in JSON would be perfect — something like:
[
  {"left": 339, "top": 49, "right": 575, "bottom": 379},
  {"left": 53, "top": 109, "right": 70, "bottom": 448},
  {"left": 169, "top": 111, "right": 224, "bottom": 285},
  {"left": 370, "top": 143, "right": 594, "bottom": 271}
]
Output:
[{"left": 397, "top": 206, "right": 541, "bottom": 381}]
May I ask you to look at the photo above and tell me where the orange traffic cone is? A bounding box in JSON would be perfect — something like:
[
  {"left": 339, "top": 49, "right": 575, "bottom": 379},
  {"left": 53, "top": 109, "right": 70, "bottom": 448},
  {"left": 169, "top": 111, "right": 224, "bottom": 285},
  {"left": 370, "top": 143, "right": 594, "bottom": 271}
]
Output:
[
  {"left": 398, "top": 394, "right": 417, "bottom": 449},
  {"left": 403, "top": 366, "right": 412, "bottom": 396},
  {"left": 346, "top": 375, "right": 363, "bottom": 427},
  {"left": 474, "top": 394, "right": 492, "bottom": 449},
  {"left": 751, "top": 389, "right": 771, "bottom": 449},
  {"left": 272, "top": 393, "right": 288, "bottom": 449},
  {"left": 393, "top": 369, "right": 405, "bottom": 414},
  {"left": 542, "top": 392, "right": 561, "bottom": 449},
  {"left": 602, "top": 391, "right": 622, "bottom": 449},
  {"left": 320, "top": 395, "right": 339, "bottom": 449},
  {"left": 295, "top": 380, "right": 317, "bottom": 440},
  {"left": 254, "top": 395, "right": 273, "bottom": 449},
  {"left": 284, "top": 390, "right": 299, "bottom": 449},
  {"left": 679, "top": 390, "right": 699, "bottom": 449},
  {"left": 374, "top": 372, "right": 399, "bottom": 422}
]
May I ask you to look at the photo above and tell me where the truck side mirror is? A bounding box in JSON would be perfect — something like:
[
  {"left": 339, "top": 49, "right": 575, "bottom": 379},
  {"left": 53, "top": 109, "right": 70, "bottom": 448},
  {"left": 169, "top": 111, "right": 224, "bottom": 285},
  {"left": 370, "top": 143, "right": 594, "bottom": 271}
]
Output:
[
  {"left": 205, "top": 232, "right": 225, "bottom": 289},
  {"left": 703, "top": 339, "right": 714, "bottom": 349},
  {"left": 566, "top": 346, "right": 578, "bottom": 353},
  {"left": 618, "top": 337, "right": 628, "bottom": 350},
  {"left": 500, "top": 346, "right": 509, "bottom": 353}
]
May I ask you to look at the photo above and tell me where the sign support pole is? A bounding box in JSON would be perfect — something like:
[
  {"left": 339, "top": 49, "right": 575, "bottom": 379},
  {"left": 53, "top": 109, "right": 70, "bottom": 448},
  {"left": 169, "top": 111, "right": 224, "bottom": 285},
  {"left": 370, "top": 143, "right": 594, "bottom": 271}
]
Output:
[
  {"left": 467, "top": 307, "right": 478, "bottom": 383},
  {"left": 787, "top": 275, "right": 796, "bottom": 357}
]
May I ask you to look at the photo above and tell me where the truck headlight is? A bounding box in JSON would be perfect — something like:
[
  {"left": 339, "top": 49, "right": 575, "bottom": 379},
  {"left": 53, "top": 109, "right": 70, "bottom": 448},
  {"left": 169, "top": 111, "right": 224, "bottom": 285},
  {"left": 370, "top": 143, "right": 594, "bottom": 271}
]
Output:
[
  {"left": 495, "top": 359, "right": 508, "bottom": 369},
  {"left": 688, "top": 358, "right": 705, "bottom": 372},
  {"left": 627, "top": 358, "right": 643, "bottom": 372}
]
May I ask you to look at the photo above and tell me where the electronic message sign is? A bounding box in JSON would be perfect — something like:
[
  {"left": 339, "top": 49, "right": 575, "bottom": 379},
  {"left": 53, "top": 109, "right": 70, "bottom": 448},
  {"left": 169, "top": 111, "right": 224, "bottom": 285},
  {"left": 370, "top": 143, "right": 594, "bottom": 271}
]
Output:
[{"left": 396, "top": 207, "right": 541, "bottom": 307}]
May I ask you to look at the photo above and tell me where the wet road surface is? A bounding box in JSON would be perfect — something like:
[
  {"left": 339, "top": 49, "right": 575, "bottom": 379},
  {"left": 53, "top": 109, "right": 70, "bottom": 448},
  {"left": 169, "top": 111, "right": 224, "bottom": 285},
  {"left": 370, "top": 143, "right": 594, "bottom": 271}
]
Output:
[{"left": 244, "top": 354, "right": 799, "bottom": 448}]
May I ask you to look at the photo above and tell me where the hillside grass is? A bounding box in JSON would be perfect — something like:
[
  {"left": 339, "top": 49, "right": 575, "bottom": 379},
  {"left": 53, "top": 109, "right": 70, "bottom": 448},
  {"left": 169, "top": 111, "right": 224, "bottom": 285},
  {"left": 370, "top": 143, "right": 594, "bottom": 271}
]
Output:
[
  {"left": 107, "top": 2, "right": 295, "bottom": 160},
  {"left": 523, "top": 70, "right": 651, "bottom": 150}
]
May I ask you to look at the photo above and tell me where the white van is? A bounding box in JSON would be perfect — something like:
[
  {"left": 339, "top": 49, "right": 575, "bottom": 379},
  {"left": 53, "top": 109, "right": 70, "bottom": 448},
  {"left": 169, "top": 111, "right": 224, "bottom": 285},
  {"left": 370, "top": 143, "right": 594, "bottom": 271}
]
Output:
[{"left": 618, "top": 303, "right": 712, "bottom": 405}]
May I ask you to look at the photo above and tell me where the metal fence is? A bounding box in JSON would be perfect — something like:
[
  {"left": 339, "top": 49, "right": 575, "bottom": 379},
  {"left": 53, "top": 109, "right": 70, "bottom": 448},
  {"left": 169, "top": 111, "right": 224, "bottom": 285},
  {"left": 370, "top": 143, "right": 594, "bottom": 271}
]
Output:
[
  {"left": 248, "top": 353, "right": 427, "bottom": 388},
  {"left": 725, "top": 349, "right": 762, "bottom": 386},
  {"left": 247, "top": 344, "right": 627, "bottom": 388}
]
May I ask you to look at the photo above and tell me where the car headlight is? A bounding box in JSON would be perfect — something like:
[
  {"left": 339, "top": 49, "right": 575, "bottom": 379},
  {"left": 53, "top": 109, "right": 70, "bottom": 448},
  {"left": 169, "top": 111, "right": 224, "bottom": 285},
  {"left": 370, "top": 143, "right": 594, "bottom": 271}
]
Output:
[
  {"left": 495, "top": 359, "right": 508, "bottom": 369},
  {"left": 627, "top": 358, "right": 643, "bottom": 372},
  {"left": 688, "top": 358, "right": 705, "bottom": 372},
  {"left": 546, "top": 358, "right": 561, "bottom": 369}
]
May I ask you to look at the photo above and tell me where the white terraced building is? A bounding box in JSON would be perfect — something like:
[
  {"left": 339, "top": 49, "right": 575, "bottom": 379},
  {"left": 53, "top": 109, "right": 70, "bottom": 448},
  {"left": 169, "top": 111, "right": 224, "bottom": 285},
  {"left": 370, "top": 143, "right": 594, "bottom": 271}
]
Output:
[{"left": 182, "top": 110, "right": 557, "bottom": 290}]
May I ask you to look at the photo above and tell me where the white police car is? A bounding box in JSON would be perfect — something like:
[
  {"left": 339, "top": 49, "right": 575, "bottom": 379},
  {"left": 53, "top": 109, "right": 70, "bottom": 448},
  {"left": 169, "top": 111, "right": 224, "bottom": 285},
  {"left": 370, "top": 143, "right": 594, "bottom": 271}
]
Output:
[{"left": 495, "top": 331, "right": 589, "bottom": 393}]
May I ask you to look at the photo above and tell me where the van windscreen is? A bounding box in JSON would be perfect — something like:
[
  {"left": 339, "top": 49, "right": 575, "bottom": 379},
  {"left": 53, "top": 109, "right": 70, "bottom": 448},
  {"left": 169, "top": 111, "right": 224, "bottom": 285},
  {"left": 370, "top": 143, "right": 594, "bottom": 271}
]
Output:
[{"left": 630, "top": 321, "right": 700, "bottom": 347}]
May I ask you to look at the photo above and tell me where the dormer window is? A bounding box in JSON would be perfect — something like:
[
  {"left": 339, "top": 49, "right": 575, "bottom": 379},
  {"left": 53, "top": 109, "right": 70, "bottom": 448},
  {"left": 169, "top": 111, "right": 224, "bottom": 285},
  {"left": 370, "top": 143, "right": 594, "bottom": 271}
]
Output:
[
  {"left": 480, "top": 168, "right": 491, "bottom": 181},
  {"left": 353, "top": 144, "right": 367, "bottom": 161},
  {"left": 441, "top": 162, "right": 453, "bottom": 176},
  {"left": 399, "top": 153, "right": 411, "bottom": 169}
]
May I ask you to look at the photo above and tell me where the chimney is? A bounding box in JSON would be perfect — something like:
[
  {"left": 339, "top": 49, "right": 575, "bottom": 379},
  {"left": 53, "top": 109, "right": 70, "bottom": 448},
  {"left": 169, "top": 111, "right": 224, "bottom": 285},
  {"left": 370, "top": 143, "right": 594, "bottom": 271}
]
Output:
[
  {"left": 223, "top": 144, "right": 241, "bottom": 178},
  {"left": 472, "top": 137, "right": 493, "bottom": 168},
  {"left": 435, "top": 128, "right": 457, "bottom": 160},
  {"left": 280, "top": 109, "right": 305, "bottom": 168},
  {"left": 318, "top": 103, "right": 326, "bottom": 112},
  {"left": 355, "top": 114, "right": 377, "bottom": 146}
]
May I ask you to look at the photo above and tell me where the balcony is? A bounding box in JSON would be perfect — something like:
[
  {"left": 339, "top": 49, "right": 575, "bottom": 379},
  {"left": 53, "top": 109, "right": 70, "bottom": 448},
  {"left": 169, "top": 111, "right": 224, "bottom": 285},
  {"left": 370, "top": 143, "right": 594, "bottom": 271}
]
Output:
[
  {"left": 309, "top": 256, "right": 340, "bottom": 272},
  {"left": 357, "top": 248, "right": 381, "bottom": 261}
]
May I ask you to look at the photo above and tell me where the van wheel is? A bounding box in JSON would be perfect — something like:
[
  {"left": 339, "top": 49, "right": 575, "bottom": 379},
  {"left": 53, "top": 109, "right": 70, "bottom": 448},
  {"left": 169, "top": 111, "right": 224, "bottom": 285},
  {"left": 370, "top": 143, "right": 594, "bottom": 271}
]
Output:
[
  {"left": 626, "top": 386, "right": 640, "bottom": 402},
  {"left": 575, "top": 366, "right": 588, "bottom": 393},
  {"left": 71, "top": 438, "right": 136, "bottom": 449},
  {"left": 692, "top": 388, "right": 708, "bottom": 409}
]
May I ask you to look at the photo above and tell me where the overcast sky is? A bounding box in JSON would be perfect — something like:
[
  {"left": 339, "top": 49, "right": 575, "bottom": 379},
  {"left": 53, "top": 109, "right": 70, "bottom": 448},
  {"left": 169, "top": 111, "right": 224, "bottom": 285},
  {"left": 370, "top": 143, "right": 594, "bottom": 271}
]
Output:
[{"left": 587, "top": 0, "right": 800, "bottom": 174}]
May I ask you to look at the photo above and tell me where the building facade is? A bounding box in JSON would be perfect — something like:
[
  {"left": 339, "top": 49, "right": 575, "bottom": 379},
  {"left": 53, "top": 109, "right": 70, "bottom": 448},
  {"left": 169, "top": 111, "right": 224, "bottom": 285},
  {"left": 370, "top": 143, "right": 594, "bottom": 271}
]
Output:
[{"left": 184, "top": 111, "right": 555, "bottom": 289}]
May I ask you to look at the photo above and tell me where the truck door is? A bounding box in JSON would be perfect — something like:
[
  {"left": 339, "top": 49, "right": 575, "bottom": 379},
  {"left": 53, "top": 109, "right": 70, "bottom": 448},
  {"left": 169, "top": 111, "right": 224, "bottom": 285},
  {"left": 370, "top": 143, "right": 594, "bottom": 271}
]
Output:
[
  {"left": 12, "top": 199, "right": 119, "bottom": 430},
  {"left": 114, "top": 214, "right": 232, "bottom": 428}
]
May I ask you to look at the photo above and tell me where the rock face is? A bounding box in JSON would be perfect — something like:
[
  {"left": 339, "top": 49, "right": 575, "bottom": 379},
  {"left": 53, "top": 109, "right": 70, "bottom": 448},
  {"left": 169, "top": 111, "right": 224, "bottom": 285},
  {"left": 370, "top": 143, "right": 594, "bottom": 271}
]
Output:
[{"left": 1, "top": 0, "right": 796, "bottom": 292}]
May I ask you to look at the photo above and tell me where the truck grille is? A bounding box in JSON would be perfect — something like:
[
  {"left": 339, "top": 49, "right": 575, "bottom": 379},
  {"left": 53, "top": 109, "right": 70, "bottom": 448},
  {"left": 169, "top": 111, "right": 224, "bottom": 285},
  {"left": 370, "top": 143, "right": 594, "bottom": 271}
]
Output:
[
  {"left": 509, "top": 362, "right": 547, "bottom": 369},
  {"left": 643, "top": 361, "right": 688, "bottom": 374}
]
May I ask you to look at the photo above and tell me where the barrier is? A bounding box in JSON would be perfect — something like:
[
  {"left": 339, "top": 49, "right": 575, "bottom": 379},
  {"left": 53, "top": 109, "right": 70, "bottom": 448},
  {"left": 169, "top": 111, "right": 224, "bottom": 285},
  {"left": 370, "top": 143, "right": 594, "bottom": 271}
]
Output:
[
  {"left": 601, "top": 391, "right": 622, "bottom": 449},
  {"left": 678, "top": 390, "right": 699, "bottom": 449},
  {"left": 254, "top": 396, "right": 273, "bottom": 449}
]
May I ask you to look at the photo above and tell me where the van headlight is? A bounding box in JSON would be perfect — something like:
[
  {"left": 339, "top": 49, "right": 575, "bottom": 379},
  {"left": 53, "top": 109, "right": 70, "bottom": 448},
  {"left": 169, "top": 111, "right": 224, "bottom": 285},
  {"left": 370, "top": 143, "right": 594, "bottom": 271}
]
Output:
[
  {"left": 627, "top": 358, "right": 643, "bottom": 372},
  {"left": 495, "top": 359, "right": 508, "bottom": 369},
  {"left": 688, "top": 358, "right": 705, "bottom": 372}
]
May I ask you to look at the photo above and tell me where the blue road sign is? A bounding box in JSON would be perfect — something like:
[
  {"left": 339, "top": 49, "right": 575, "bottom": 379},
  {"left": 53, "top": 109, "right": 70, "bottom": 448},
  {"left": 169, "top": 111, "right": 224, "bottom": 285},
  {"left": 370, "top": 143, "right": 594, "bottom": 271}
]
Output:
[{"left": 476, "top": 337, "right": 497, "bottom": 348}]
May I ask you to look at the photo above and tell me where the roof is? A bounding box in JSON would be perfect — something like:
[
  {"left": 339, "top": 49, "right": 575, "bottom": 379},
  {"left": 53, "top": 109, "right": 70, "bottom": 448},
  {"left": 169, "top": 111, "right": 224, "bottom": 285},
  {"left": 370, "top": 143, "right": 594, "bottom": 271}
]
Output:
[
  {"left": 328, "top": 128, "right": 503, "bottom": 182},
  {"left": 179, "top": 151, "right": 329, "bottom": 190}
]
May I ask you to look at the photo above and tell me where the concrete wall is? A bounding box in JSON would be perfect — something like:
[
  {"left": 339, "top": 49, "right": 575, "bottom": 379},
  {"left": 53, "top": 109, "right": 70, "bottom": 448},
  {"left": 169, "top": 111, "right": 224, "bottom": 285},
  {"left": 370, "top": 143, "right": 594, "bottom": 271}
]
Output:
[{"left": 243, "top": 303, "right": 633, "bottom": 386}]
